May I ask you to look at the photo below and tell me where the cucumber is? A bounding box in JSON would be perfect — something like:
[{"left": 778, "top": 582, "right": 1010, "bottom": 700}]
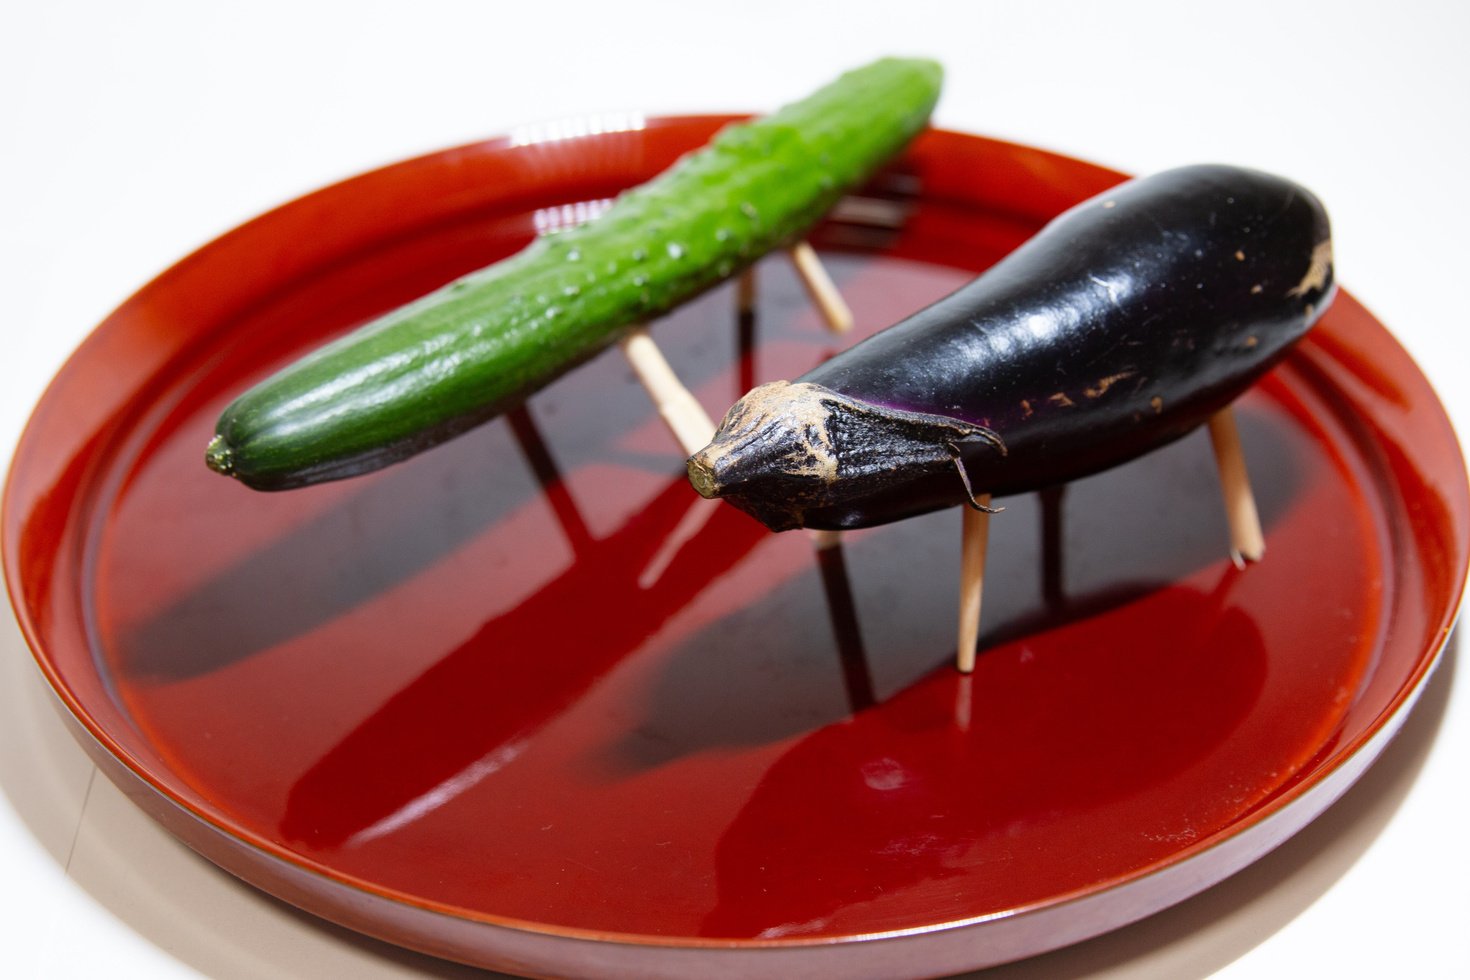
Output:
[{"left": 206, "top": 57, "right": 944, "bottom": 490}]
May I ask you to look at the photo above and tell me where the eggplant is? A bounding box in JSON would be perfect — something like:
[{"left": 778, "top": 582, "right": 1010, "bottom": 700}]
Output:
[{"left": 686, "top": 164, "right": 1334, "bottom": 531}]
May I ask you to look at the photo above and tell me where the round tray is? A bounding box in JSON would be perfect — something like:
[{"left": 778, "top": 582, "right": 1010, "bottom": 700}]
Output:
[{"left": 4, "top": 118, "right": 1466, "bottom": 978}]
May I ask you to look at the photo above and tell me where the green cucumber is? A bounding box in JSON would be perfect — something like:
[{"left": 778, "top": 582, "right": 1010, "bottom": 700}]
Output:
[{"left": 205, "top": 57, "right": 943, "bottom": 490}]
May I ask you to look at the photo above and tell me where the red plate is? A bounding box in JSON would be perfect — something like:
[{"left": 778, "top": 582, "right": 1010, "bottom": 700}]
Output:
[{"left": 4, "top": 118, "right": 1467, "bottom": 978}]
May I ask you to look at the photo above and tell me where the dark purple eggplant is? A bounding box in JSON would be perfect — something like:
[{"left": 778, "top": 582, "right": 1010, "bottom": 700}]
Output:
[{"left": 687, "top": 164, "right": 1334, "bottom": 531}]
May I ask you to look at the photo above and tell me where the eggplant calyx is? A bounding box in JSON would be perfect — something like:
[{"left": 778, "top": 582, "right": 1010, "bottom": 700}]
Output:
[
  {"left": 686, "top": 380, "right": 1004, "bottom": 531},
  {"left": 944, "top": 442, "right": 1004, "bottom": 513}
]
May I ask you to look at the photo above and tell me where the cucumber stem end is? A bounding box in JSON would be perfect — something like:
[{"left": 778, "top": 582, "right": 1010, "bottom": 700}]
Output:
[{"left": 205, "top": 435, "right": 234, "bottom": 477}]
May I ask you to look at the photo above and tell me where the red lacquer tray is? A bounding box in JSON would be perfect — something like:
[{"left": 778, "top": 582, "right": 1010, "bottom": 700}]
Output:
[{"left": 4, "top": 118, "right": 1467, "bottom": 978}]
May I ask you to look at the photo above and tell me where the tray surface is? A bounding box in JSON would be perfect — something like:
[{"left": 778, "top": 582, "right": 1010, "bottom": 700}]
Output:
[{"left": 4, "top": 118, "right": 1466, "bottom": 977}]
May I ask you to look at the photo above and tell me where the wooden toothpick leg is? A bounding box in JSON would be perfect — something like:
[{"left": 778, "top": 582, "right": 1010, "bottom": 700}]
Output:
[
  {"left": 617, "top": 323, "right": 727, "bottom": 590},
  {"left": 956, "top": 495, "right": 993, "bottom": 673},
  {"left": 809, "top": 528, "right": 843, "bottom": 551},
  {"left": 618, "top": 325, "right": 716, "bottom": 456},
  {"left": 1207, "top": 407, "right": 1265, "bottom": 568},
  {"left": 786, "top": 241, "right": 854, "bottom": 334},
  {"left": 623, "top": 318, "right": 847, "bottom": 558}
]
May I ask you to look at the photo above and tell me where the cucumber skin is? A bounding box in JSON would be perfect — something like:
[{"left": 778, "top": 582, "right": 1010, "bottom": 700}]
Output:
[{"left": 208, "top": 58, "right": 943, "bottom": 490}]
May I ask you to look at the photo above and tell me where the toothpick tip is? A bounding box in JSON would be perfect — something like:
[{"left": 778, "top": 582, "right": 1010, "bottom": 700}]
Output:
[
  {"left": 1229, "top": 542, "right": 1265, "bottom": 569},
  {"left": 809, "top": 528, "right": 844, "bottom": 551}
]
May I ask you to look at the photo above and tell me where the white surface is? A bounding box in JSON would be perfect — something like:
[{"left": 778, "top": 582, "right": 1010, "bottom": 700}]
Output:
[{"left": 2, "top": 1, "right": 1467, "bottom": 977}]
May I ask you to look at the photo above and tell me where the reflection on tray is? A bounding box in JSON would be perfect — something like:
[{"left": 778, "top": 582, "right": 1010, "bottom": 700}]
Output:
[
  {"left": 278, "top": 405, "right": 1295, "bottom": 889},
  {"left": 704, "top": 574, "right": 1266, "bottom": 938},
  {"left": 281, "top": 465, "right": 767, "bottom": 848}
]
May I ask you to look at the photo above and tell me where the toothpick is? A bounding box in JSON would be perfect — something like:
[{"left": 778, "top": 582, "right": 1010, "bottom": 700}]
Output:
[
  {"left": 787, "top": 241, "right": 854, "bottom": 334},
  {"left": 617, "top": 245, "right": 853, "bottom": 458},
  {"left": 809, "top": 528, "right": 843, "bottom": 551},
  {"left": 956, "top": 495, "right": 992, "bottom": 673},
  {"left": 617, "top": 325, "right": 716, "bottom": 456},
  {"left": 1207, "top": 407, "right": 1265, "bottom": 567}
]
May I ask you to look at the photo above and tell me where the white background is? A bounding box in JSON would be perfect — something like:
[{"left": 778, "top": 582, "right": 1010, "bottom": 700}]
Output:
[{"left": 2, "top": 2, "right": 1467, "bottom": 977}]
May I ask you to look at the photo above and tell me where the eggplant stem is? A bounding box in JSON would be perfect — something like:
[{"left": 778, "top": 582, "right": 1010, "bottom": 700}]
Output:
[
  {"left": 946, "top": 443, "right": 1003, "bottom": 514},
  {"left": 975, "top": 425, "right": 1008, "bottom": 457}
]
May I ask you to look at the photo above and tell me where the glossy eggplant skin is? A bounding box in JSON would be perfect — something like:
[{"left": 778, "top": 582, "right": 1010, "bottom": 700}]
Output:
[{"left": 687, "top": 164, "right": 1335, "bottom": 531}]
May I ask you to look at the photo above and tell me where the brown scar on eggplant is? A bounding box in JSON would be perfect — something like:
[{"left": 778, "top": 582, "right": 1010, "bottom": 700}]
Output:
[
  {"left": 1048, "top": 392, "right": 1076, "bottom": 408},
  {"left": 1084, "top": 372, "right": 1136, "bottom": 398},
  {"left": 1288, "top": 239, "right": 1333, "bottom": 298},
  {"left": 687, "top": 380, "right": 1005, "bottom": 531}
]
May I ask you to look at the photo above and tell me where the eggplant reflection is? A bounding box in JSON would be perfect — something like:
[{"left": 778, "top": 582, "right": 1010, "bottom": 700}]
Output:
[
  {"left": 702, "top": 578, "right": 1268, "bottom": 938},
  {"left": 607, "top": 407, "right": 1297, "bottom": 770}
]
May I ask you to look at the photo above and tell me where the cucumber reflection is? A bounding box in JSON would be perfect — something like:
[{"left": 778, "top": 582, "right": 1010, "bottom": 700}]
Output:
[{"left": 280, "top": 474, "right": 767, "bottom": 849}]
